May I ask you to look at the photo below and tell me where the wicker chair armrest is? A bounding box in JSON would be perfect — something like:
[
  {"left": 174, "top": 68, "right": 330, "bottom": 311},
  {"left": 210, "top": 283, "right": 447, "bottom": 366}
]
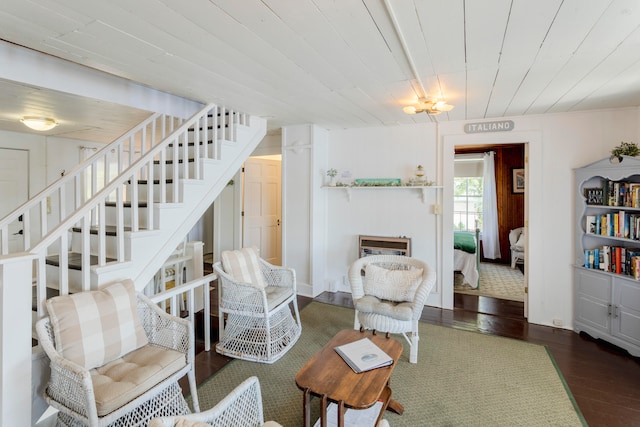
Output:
[
  {"left": 136, "top": 293, "right": 193, "bottom": 358},
  {"left": 347, "top": 257, "right": 368, "bottom": 300},
  {"left": 35, "top": 318, "right": 97, "bottom": 420},
  {"left": 259, "top": 259, "right": 296, "bottom": 290},
  {"left": 213, "top": 262, "right": 270, "bottom": 311},
  {"left": 149, "top": 376, "right": 265, "bottom": 427},
  {"left": 409, "top": 266, "right": 437, "bottom": 319}
]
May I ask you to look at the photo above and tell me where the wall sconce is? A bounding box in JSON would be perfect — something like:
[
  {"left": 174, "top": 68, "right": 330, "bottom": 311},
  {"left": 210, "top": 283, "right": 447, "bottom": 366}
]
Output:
[{"left": 20, "top": 116, "right": 58, "bottom": 131}]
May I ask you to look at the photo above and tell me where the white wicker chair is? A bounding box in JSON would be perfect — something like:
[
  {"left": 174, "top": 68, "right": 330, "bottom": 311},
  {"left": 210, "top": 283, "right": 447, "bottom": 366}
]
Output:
[
  {"left": 35, "top": 290, "right": 200, "bottom": 427},
  {"left": 509, "top": 227, "right": 525, "bottom": 268},
  {"left": 213, "top": 252, "right": 301, "bottom": 364},
  {"left": 348, "top": 255, "right": 436, "bottom": 364},
  {"left": 148, "top": 376, "right": 282, "bottom": 427}
]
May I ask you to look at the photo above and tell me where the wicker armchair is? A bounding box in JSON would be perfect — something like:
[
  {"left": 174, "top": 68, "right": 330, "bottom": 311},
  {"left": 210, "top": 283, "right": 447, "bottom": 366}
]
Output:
[
  {"left": 348, "top": 255, "right": 436, "bottom": 364},
  {"left": 213, "top": 248, "right": 301, "bottom": 363},
  {"left": 149, "top": 376, "right": 282, "bottom": 427},
  {"left": 35, "top": 281, "right": 200, "bottom": 427}
]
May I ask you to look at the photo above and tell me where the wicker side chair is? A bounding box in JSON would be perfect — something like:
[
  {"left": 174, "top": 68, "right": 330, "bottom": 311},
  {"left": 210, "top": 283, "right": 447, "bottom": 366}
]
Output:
[
  {"left": 149, "top": 376, "right": 282, "bottom": 427},
  {"left": 35, "top": 281, "right": 199, "bottom": 427},
  {"left": 348, "top": 255, "right": 436, "bottom": 364},
  {"left": 212, "top": 248, "right": 301, "bottom": 363}
]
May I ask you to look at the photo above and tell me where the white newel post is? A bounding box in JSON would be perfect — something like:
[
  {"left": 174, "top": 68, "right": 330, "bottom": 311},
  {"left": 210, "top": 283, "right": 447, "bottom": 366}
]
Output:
[
  {"left": 186, "top": 241, "right": 205, "bottom": 312},
  {"left": 0, "top": 254, "right": 35, "bottom": 426}
]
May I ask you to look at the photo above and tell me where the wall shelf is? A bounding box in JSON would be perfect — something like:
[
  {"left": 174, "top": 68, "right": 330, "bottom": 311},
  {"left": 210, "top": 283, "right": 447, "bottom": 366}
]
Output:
[{"left": 322, "top": 185, "right": 442, "bottom": 203}]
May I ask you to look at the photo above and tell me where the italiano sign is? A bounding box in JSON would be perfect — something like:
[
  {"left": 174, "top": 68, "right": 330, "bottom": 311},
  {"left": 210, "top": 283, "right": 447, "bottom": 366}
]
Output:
[{"left": 464, "top": 120, "right": 514, "bottom": 134}]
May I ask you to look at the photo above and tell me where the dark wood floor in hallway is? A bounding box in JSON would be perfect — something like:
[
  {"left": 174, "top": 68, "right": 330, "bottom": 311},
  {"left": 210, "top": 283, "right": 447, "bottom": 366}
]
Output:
[{"left": 189, "top": 291, "right": 640, "bottom": 427}]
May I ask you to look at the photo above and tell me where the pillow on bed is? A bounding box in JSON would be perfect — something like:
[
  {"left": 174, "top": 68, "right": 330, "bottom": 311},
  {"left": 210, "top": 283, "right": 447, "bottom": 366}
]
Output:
[{"left": 364, "top": 264, "right": 423, "bottom": 302}]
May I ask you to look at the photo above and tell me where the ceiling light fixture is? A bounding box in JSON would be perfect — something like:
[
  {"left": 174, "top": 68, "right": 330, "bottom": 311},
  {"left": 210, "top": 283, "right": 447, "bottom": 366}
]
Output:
[
  {"left": 403, "top": 98, "right": 454, "bottom": 115},
  {"left": 20, "top": 116, "right": 58, "bottom": 131}
]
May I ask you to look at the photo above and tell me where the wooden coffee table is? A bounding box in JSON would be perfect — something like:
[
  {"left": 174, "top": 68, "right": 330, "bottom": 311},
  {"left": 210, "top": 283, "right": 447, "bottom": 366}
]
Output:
[{"left": 295, "top": 329, "right": 404, "bottom": 427}]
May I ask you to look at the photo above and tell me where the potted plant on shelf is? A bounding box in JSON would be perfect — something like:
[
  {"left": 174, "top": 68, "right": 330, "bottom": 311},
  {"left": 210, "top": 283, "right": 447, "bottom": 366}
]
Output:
[
  {"left": 610, "top": 141, "right": 639, "bottom": 162},
  {"left": 327, "top": 168, "right": 338, "bottom": 187}
]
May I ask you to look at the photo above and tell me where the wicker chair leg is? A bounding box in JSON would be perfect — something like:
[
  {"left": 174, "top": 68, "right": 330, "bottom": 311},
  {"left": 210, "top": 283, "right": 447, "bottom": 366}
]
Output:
[
  {"left": 188, "top": 369, "right": 200, "bottom": 412},
  {"left": 409, "top": 332, "right": 419, "bottom": 364}
]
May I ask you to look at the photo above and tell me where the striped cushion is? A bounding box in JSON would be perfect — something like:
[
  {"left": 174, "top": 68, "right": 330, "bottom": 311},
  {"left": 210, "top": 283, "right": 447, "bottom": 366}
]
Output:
[
  {"left": 221, "top": 247, "right": 267, "bottom": 289},
  {"left": 46, "top": 280, "right": 148, "bottom": 370}
]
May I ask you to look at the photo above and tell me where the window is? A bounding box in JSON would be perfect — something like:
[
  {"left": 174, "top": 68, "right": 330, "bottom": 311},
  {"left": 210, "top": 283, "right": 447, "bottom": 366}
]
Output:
[{"left": 454, "top": 177, "right": 483, "bottom": 231}]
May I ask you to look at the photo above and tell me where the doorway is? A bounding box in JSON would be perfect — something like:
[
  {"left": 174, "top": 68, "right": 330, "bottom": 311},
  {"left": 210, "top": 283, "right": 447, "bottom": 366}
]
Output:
[
  {"left": 453, "top": 145, "right": 525, "bottom": 306},
  {"left": 242, "top": 155, "right": 282, "bottom": 265},
  {"left": 442, "top": 131, "right": 539, "bottom": 319}
]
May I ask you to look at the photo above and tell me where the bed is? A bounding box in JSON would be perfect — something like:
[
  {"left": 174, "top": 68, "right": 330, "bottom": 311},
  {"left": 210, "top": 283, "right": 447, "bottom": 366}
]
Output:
[{"left": 454, "top": 229, "right": 480, "bottom": 288}]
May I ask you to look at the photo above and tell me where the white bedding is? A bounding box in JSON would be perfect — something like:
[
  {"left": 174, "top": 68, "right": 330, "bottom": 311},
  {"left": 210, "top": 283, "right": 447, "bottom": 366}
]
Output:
[{"left": 454, "top": 249, "right": 479, "bottom": 288}]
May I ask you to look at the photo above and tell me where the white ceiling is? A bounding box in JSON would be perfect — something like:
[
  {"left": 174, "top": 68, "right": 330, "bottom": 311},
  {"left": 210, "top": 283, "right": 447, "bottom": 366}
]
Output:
[{"left": 1, "top": 0, "right": 640, "bottom": 142}]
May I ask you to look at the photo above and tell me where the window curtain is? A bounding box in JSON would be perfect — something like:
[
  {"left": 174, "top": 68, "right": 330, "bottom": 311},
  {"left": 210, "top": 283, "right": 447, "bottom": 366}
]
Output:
[{"left": 482, "top": 152, "right": 501, "bottom": 259}]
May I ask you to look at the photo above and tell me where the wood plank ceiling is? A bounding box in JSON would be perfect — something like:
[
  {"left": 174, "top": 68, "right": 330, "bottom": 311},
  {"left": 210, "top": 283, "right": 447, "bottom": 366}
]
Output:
[{"left": 0, "top": 0, "right": 639, "bottom": 141}]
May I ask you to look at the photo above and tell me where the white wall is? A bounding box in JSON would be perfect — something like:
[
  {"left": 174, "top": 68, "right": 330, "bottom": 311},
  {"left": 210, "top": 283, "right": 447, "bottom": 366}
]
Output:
[
  {"left": 0, "top": 130, "right": 47, "bottom": 197},
  {"left": 314, "top": 107, "right": 640, "bottom": 330},
  {"left": 324, "top": 124, "right": 441, "bottom": 301}
]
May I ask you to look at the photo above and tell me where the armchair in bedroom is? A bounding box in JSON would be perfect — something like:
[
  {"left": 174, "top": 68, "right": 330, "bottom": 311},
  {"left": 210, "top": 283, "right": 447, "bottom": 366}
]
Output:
[{"left": 509, "top": 227, "right": 525, "bottom": 268}]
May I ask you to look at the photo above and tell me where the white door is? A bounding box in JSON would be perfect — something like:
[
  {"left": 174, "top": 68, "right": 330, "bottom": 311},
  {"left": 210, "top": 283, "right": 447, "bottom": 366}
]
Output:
[
  {"left": 242, "top": 157, "right": 282, "bottom": 265},
  {"left": 0, "top": 148, "right": 29, "bottom": 252}
]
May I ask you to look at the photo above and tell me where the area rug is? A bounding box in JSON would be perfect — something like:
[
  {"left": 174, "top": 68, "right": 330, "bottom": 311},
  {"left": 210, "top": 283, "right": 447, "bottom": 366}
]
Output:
[
  {"left": 193, "top": 302, "right": 585, "bottom": 427},
  {"left": 455, "top": 262, "right": 525, "bottom": 302}
]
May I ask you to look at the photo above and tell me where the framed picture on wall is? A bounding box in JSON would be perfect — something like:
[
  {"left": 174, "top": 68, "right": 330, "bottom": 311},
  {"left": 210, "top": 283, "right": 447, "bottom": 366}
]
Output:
[{"left": 512, "top": 168, "right": 525, "bottom": 194}]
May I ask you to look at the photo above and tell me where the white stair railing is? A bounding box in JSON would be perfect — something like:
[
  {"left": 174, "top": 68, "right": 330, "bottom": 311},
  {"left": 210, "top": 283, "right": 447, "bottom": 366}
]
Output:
[
  {"left": 26, "top": 104, "right": 247, "bottom": 318},
  {"left": 0, "top": 113, "right": 181, "bottom": 256},
  {"left": 0, "top": 102, "right": 262, "bottom": 427}
]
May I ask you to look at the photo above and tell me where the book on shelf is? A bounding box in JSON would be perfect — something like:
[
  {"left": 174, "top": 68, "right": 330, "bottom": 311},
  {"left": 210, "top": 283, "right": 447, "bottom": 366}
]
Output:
[
  {"left": 586, "top": 215, "right": 597, "bottom": 234},
  {"left": 334, "top": 337, "right": 394, "bottom": 373},
  {"left": 604, "top": 180, "right": 640, "bottom": 207}
]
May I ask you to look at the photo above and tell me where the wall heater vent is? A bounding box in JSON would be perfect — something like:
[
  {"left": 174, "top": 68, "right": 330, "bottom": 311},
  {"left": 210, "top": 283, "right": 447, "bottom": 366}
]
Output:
[{"left": 358, "top": 235, "right": 411, "bottom": 258}]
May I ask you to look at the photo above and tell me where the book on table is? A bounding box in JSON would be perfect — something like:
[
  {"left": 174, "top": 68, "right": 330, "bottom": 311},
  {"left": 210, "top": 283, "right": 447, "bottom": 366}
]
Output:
[{"left": 334, "top": 337, "right": 394, "bottom": 373}]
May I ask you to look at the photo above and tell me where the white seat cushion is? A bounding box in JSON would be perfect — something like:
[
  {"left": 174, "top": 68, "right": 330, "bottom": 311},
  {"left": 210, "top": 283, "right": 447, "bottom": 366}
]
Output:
[
  {"left": 266, "top": 286, "right": 293, "bottom": 310},
  {"left": 355, "top": 295, "right": 414, "bottom": 321},
  {"left": 46, "top": 280, "right": 148, "bottom": 370},
  {"left": 91, "top": 344, "right": 186, "bottom": 416}
]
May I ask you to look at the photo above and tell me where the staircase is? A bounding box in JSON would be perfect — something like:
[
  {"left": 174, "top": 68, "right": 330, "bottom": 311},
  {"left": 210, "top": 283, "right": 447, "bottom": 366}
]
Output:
[{"left": 0, "top": 103, "right": 266, "bottom": 425}]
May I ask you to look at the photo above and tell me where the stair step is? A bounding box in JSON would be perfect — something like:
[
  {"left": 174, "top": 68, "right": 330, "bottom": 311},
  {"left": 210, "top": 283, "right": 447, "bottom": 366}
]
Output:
[
  {"left": 46, "top": 252, "right": 116, "bottom": 270},
  {"left": 71, "top": 225, "right": 139, "bottom": 236},
  {"left": 188, "top": 125, "right": 229, "bottom": 132},
  {"left": 105, "top": 201, "right": 149, "bottom": 208},
  {"left": 207, "top": 111, "right": 236, "bottom": 117},
  {"left": 128, "top": 179, "right": 174, "bottom": 185},
  {"left": 153, "top": 158, "right": 195, "bottom": 165},
  {"left": 168, "top": 140, "right": 214, "bottom": 148}
]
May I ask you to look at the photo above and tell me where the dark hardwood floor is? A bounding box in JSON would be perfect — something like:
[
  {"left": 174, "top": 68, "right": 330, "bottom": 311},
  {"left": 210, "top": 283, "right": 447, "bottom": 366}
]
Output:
[{"left": 186, "top": 290, "right": 640, "bottom": 427}]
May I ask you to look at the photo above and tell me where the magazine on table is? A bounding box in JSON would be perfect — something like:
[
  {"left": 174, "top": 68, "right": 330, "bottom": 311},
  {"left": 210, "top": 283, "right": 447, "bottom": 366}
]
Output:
[{"left": 334, "top": 337, "right": 393, "bottom": 373}]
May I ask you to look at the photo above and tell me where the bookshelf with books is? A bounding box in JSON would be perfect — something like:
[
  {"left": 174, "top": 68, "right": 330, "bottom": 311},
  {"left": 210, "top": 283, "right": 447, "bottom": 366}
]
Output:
[{"left": 574, "top": 156, "right": 640, "bottom": 357}]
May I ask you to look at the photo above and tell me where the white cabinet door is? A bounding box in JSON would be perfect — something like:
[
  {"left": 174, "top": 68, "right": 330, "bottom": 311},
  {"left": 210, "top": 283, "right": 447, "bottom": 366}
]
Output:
[
  {"left": 574, "top": 268, "right": 611, "bottom": 334},
  {"left": 612, "top": 277, "right": 640, "bottom": 347}
]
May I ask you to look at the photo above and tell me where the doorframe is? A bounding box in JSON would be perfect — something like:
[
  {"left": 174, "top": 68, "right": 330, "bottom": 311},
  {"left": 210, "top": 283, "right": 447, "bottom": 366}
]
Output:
[{"left": 442, "top": 130, "right": 541, "bottom": 320}]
